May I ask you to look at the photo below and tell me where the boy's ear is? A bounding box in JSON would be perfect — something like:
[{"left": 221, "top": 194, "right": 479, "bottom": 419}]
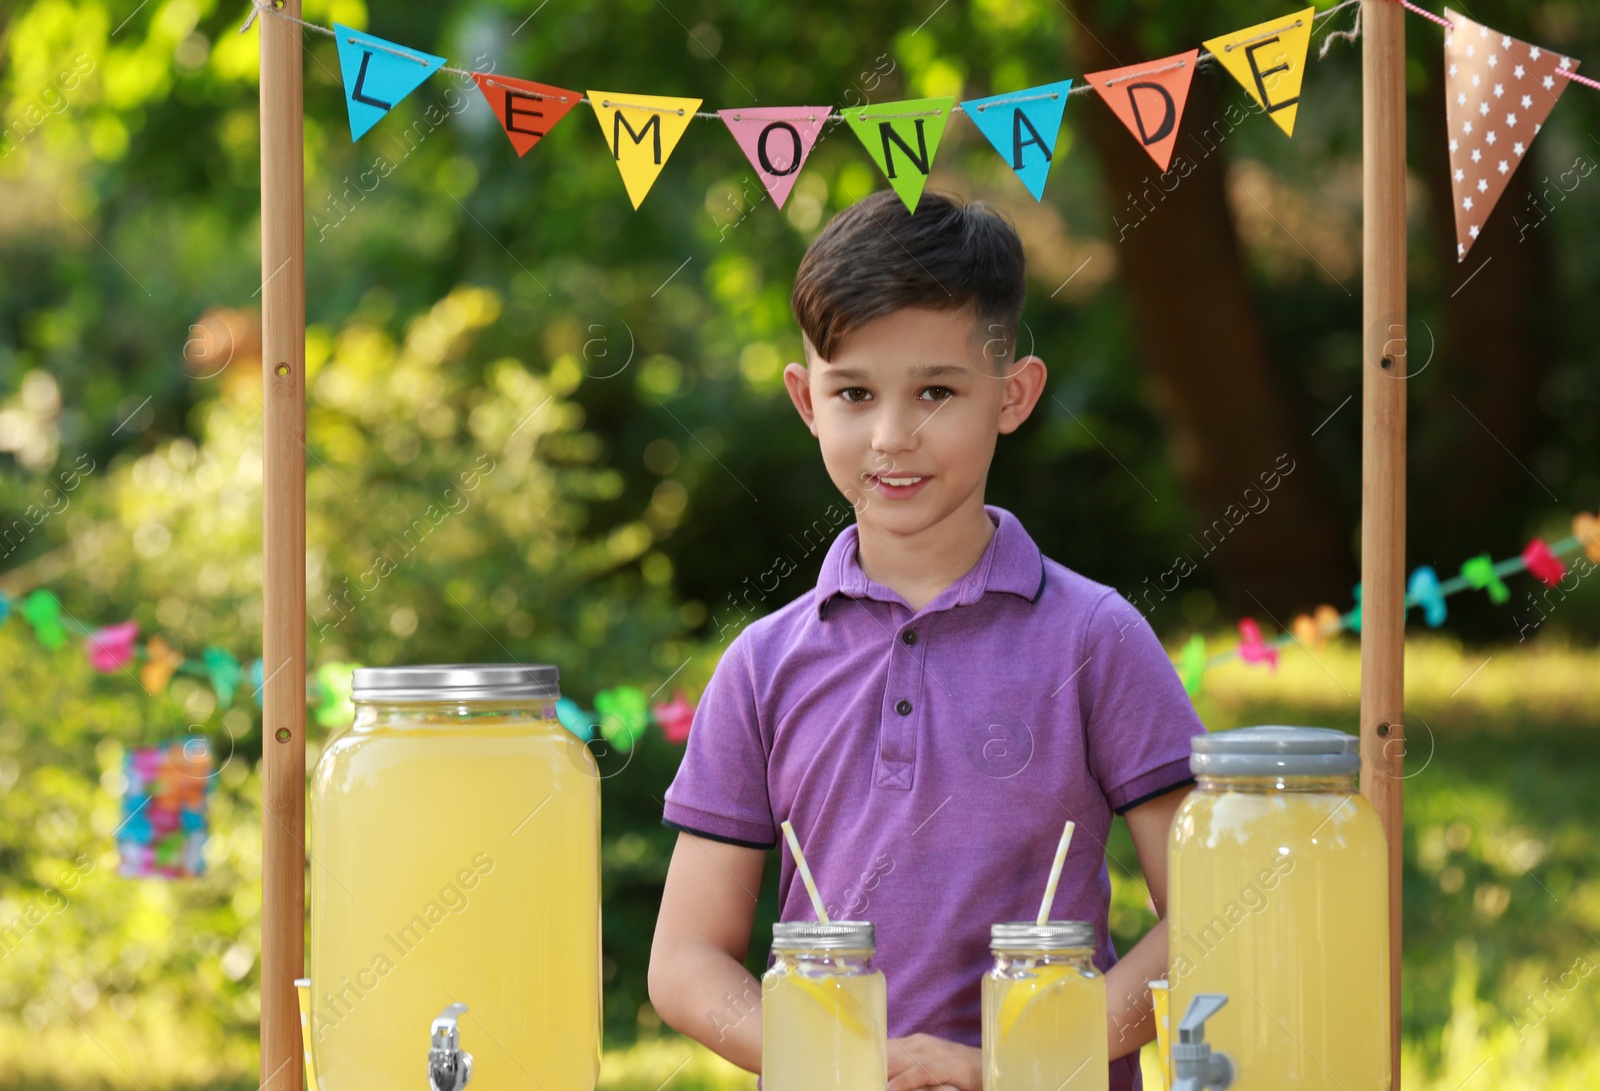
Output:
[
  {"left": 782, "top": 362, "right": 819, "bottom": 436},
  {"left": 997, "top": 354, "right": 1048, "bottom": 436}
]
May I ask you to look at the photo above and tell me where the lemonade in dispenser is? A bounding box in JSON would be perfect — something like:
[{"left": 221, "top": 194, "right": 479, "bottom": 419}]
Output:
[
  {"left": 1167, "top": 725, "right": 1390, "bottom": 1091},
  {"left": 307, "top": 664, "right": 601, "bottom": 1090}
]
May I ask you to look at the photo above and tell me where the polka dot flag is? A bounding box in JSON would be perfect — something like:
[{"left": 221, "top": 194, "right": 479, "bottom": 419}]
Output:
[{"left": 1444, "top": 8, "right": 1579, "bottom": 262}]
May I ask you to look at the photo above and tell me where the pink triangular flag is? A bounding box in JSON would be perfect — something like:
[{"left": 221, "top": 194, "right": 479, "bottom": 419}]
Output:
[
  {"left": 1444, "top": 9, "right": 1579, "bottom": 261},
  {"left": 718, "top": 106, "right": 832, "bottom": 210}
]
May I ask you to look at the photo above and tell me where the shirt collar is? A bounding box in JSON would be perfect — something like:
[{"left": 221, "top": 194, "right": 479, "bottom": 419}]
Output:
[{"left": 814, "top": 504, "right": 1046, "bottom": 620}]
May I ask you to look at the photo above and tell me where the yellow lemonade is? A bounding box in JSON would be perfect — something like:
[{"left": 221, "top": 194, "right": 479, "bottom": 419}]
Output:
[
  {"left": 761, "top": 926, "right": 886, "bottom": 1091},
  {"left": 309, "top": 706, "right": 600, "bottom": 1091},
  {"left": 1168, "top": 775, "right": 1390, "bottom": 1091},
  {"left": 982, "top": 955, "right": 1108, "bottom": 1090}
]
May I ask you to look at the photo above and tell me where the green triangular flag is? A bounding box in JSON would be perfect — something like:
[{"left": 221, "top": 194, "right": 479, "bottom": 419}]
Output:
[
  {"left": 1177, "top": 634, "right": 1207, "bottom": 696},
  {"left": 843, "top": 96, "right": 954, "bottom": 212}
]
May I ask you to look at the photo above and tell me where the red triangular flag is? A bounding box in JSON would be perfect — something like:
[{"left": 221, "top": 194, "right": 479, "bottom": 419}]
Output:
[
  {"left": 1443, "top": 9, "right": 1579, "bottom": 261},
  {"left": 472, "top": 73, "right": 581, "bottom": 157},
  {"left": 1086, "top": 50, "right": 1199, "bottom": 171}
]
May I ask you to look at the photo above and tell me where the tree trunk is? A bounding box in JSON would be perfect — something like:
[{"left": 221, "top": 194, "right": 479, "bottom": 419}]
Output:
[{"left": 1064, "top": 8, "right": 1359, "bottom": 619}]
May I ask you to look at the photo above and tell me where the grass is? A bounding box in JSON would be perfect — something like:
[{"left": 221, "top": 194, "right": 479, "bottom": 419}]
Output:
[{"left": 3, "top": 633, "right": 1596, "bottom": 1090}]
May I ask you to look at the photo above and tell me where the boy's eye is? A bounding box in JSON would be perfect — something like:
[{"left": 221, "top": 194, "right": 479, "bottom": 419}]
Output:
[
  {"left": 838, "top": 387, "right": 871, "bottom": 403},
  {"left": 919, "top": 386, "right": 954, "bottom": 401}
]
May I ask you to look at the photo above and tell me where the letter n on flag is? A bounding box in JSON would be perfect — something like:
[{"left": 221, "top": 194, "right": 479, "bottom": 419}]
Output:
[
  {"left": 334, "top": 23, "right": 446, "bottom": 141},
  {"left": 718, "top": 106, "right": 832, "bottom": 210},
  {"left": 843, "top": 97, "right": 955, "bottom": 213},
  {"left": 1086, "top": 50, "right": 1200, "bottom": 171},
  {"left": 587, "top": 91, "right": 702, "bottom": 209},
  {"left": 472, "top": 74, "right": 581, "bottom": 156}
]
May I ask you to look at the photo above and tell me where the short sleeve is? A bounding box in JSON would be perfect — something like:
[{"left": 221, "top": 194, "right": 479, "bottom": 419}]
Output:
[
  {"left": 1077, "top": 590, "right": 1208, "bottom": 814},
  {"left": 661, "top": 632, "right": 778, "bottom": 848}
]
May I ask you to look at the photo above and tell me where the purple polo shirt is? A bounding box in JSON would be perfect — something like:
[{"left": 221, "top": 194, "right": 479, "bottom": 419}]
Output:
[{"left": 662, "top": 504, "right": 1207, "bottom": 1090}]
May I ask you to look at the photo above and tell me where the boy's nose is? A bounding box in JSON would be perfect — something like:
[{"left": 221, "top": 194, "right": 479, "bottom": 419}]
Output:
[{"left": 870, "top": 403, "right": 922, "bottom": 456}]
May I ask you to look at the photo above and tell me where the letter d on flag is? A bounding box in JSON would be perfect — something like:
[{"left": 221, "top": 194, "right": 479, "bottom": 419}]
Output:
[{"left": 334, "top": 23, "right": 446, "bottom": 141}]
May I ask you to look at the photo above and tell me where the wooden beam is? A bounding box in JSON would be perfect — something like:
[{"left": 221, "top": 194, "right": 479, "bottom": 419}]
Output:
[
  {"left": 259, "top": 2, "right": 307, "bottom": 1089},
  {"left": 1360, "top": 1, "right": 1407, "bottom": 1087}
]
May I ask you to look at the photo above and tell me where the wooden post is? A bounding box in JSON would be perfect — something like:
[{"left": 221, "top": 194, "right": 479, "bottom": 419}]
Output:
[
  {"left": 1360, "top": 1, "right": 1406, "bottom": 1087},
  {"left": 259, "top": 2, "right": 307, "bottom": 1090}
]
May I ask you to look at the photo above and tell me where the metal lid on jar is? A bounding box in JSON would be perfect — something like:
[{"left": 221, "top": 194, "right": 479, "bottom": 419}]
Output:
[
  {"left": 350, "top": 663, "right": 560, "bottom": 702},
  {"left": 772, "top": 921, "right": 875, "bottom": 951},
  {"left": 990, "top": 921, "right": 1095, "bottom": 951},
  {"left": 1190, "top": 725, "right": 1360, "bottom": 777}
]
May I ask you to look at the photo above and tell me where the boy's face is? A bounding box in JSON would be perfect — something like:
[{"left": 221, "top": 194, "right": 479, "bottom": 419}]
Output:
[{"left": 782, "top": 306, "right": 1047, "bottom": 538}]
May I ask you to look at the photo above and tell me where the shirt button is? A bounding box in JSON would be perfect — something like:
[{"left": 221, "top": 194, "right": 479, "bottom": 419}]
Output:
[
  {"left": 896, "top": 699, "right": 912, "bottom": 715},
  {"left": 901, "top": 629, "right": 918, "bottom": 645}
]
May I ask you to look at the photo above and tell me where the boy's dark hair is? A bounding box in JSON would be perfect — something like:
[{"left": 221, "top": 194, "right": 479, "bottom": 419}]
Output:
[{"left": 791, "top": 188, "right": 1026, "bottom": 366}]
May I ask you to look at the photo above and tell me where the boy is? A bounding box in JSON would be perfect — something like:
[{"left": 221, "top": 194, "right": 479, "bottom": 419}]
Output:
[{"left": 648, "top": 189, "right": 1207, "bottom": 1091}]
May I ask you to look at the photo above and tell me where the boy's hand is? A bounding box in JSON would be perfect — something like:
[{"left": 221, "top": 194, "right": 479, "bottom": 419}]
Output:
[{"left": 886, "top": 1033, "right": 982, "bottom": 1091}]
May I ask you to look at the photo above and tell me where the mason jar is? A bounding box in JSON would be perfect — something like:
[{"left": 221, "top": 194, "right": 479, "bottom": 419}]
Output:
[
  {"left": 307, "top": 664, "right": 600, "bottom": 1090},
  {"left": 1168, "top": 725, "right": 1390, "bottom": 1091},
  {"left": 982, "top": 921, "right": 1108, "bottom": 1091},
  {"left": 761, "top": 920, "right": 887, "bottom": 1091}
]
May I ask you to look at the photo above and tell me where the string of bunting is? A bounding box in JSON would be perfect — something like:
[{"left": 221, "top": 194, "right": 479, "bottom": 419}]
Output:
[
  {"left": 0, "top": 585, "right": 697, "bottom": 750},
  {"left": 238, "top": 0, "right": 1594, "bottom": 258},
  {"left": 1175, "top": 511, "right": 1600, "bottom": 694}
]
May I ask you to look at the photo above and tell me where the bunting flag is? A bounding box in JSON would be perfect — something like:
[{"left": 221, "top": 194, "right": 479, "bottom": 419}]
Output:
[
  {"left": 1086, "top": 50, "right": 1200, "bottom": 171},
  {"left": 960, "top": 80, "right": 1075, "bottom": 201},
  {"left": 88, "top": 621, "right": 140, "bottom": 672},
  {"left": 21, "top": 589, "right": 66, "bottom": 648},
  {"left": 334, "top": 23, "right": 446, "bottom": 141},
  {"left": 587, "top": 90, "right": 702, "bottom": 209},
  {"left": 119, "top": 737, "right": 213, "bottom": 880},
  {"left": 1174, "top": 520, "right": 1597, "bottom": 694},
  {"left": 1443, "top": 8, "right": 1578, "bottom": 260},
  {"left": 718, "top": 106, "right": 832, "bottom": 210},
  {"left": 843, "top": 96, "right": 956, "bottom": 212},
  {"left": 142, "top": 635, "right": 186, "bottom": 695},
  {"left": 472, "top": 73, "right": 581, "bottom": 157},
  {"left": 1202, "top": 7, "right": 1315, "bottom": 137}
]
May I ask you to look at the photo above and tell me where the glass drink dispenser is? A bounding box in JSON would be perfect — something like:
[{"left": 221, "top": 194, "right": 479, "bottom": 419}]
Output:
[
  {"left": 761, "top": 921, "right": 887, "bottom": 1091},
  {"left": 982, "top": 921, "right": 1108, "bottom": 1091},
  {"left": 1167, "top": 726, "right": 1390, "bottom": 1091},
  {"left": 308, "top": 664, "right": 601, "bottom": 1090}
]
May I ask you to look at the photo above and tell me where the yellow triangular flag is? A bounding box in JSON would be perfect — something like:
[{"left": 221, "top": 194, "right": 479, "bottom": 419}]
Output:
[
  {"left": 1202, "top": 6, "right": 1314, "bottom": 137},
  {"left": 587, "top": 90, "right": 702, "bottom": 209}
]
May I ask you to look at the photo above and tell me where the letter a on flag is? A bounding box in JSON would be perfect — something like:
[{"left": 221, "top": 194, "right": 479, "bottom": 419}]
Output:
[
  {"left": 334, "top": 23, "right": 446, "bottom": 141},
  {"left": 718, "top": 106, "right": 832, "bottom": 210},
  {"left": 587, "top": 90, "right": 702, "bottom": 210},
  {"left": 1086, "top": 50, "right": 1199, "bottom": 171},
  {"left": 843, "top": 97, "right": 955, "bottom": 212},
  {"left": 960, "top": 79, "right": 1075, "bottom": 201},
  {"left": 472, "top": 74, "right": 581, "bottom": 157},
  {"left": 1203, "top": 7, "right": 1315, "bottom": 137}
]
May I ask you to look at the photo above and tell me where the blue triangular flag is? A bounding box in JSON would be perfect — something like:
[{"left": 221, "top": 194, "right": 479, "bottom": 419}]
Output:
[
  {"left": 334, "top": 22, "right": 446, "bottom": 141},
  {"left": 960, "top": 79, "right": 1074, "bottom": 201}
]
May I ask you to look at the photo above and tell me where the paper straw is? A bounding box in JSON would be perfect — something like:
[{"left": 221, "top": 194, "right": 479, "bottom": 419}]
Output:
[
  {"left": 780, "top": 820, "right": 830, "bottom": 923},
  {"left": 1036, "top": 820, "right": 1076, "bottom": 925}
]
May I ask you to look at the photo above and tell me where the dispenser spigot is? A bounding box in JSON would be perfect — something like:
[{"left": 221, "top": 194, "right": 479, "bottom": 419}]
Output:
[
  {"left": 427, "top": 1002, "right": 473, "bottom": 1091},
  {"left": 1171, "top": 993, "right": 1235, "bottom": 1091}
]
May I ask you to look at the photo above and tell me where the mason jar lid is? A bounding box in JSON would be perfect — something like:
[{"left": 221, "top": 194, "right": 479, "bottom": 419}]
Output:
[
  {"left": 990, "top": 921, "right": 1095, "bottom": 951},
  {"left": 772, "top": 921, "right": 874, "bottom": 952},
  {"left": 350, "top": 663, "right": 560, "bottom": 703},
  {"left": 1191, "top": 725, "right": 1360, "bottom": 777}
]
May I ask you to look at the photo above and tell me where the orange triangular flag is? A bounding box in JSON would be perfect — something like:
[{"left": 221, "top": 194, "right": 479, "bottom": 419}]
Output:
[
  {"left": 1086, "top": 49, "right": 1199, "bottom": 171},
  {"left": 1443, "top": 9, "right": 1579, "bottom": 261},
  {"left": 472, "top": 73, "right": 581, "bottom": 157}
]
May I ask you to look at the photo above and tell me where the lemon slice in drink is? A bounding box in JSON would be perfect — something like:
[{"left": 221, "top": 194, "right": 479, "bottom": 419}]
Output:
[
  {"left": 787, "top": 972, "right": 871, "bottom": 1039},
  {"left": 997, "top": 963, "right": 1078, "bottom": 1042}
]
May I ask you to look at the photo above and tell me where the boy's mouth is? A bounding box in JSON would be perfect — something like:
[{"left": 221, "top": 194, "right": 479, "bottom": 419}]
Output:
[{"left": 867, "top": 473, "right": 932, "bottom": 499}]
